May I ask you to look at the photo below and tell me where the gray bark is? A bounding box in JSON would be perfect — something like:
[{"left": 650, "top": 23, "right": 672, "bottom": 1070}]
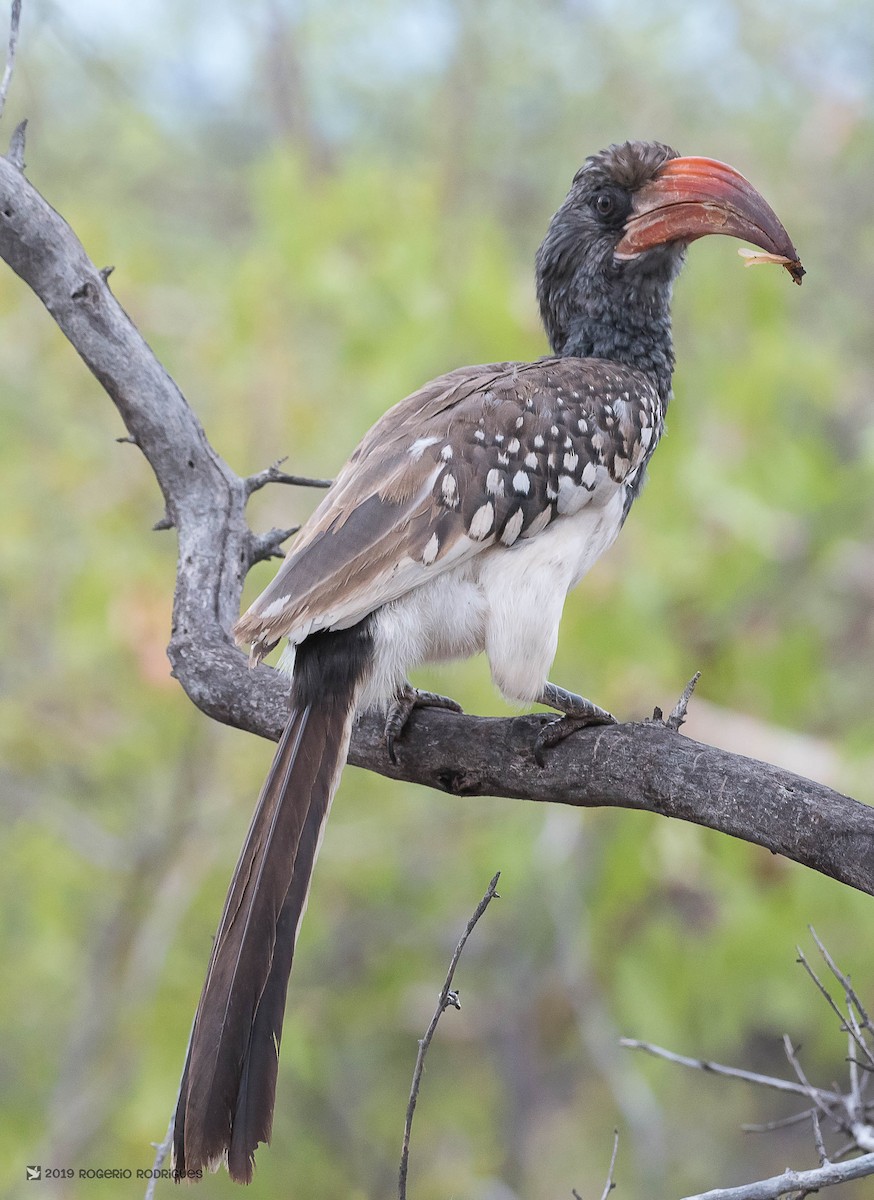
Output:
[{"left": 2, "top": 141, "right": 872, "bottom": 899}]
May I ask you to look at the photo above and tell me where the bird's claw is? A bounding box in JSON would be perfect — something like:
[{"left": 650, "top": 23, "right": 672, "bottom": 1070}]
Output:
[
  {"left": 384, "top": 685, "right": 463, "bottom": 763},
  {"left": 534, "top": 708, "right": 616, "bottom": 767}
]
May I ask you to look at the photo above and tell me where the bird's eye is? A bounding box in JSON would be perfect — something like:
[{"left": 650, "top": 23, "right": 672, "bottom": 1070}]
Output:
[{"left": 594, "top": 191, "right": 615, "bottom": 217}]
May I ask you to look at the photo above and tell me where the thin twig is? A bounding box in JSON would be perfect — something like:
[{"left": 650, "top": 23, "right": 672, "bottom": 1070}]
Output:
[
  {"left": 145, "top": 1017, "right": 195, "bottom": 1198},
  {"left": 810, "top": 926, "right": 874, "bottom": 1037},
  {"left": 781, "top": 1034, "right": 836, "bottom": 1125},
  {"left": 810, "top": 1110, "right": 828, "bottom": 1166},
  {"left": 742, "top": 1107, "right": 816, "bottom": 1134},
  {"left": 599, "top": 1128, "right": 620, "bottom": 1200},
  {"left": 0, "top": 0, "right": 21, "bottom": 122},
  {"left": 244, "top": 457, "right": 332, "bottom": 497},
  {"left": 796, "top": 947, "right": 874, "bottom": 1068},
  {"left": 398, "top": 871, "right": 501, "bottom": 1200},
  {"left": 573, "top": 1129, "right": 620, "bottom": 1200},
  {"left": 619, "top": 1039, "right": 845, "bottom": 1105}
]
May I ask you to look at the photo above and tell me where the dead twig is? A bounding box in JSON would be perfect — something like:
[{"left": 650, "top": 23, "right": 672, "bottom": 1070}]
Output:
[
  {"left": 0, "top": 0, "right": 21, "bottom": 123},
  {"left": 618, "top": 1039, "right": 844, "bottom": 1106},
  {"left": 624, "top": 937, "right": 874, "bottom": 1198},
  {"left": 243, "top": 457, "right": 332, "bottom": 496},
  {"left": 572, "top": 1128, "right": 619, "bottom": 1200},
  {"left": 398, "top": 871, "right": 500, "bottom": 1200},
  {"left": 665, "top": 670, "right": 701, "bottom": 730}
]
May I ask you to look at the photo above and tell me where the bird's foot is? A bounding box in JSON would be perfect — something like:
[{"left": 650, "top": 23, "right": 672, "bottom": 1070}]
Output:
[
  {"left": 534, "top": 682, "right": 616, "bottom": 766},
  {"left": 384, "top": 682, "right": 463, "bottom": 763}
]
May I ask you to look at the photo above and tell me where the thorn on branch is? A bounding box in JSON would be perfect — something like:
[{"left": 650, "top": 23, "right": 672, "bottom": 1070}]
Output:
[
  {"left": 116, "top": 434, "right": 138, "bottom": 446},
  {"left": 665, "top": 670, "right": 702, "bottom": 731},
  {"left": 100, "top": 264, "right": 115, "bottom": 283},
  {"left": 153, "top": 512, "right": 174, "bottom": 532},
  {"left": 243, "top": 457, "right": 333, "bottom": 497},
  {"left": 8, "top": 116, "right": 26, "bottom": 169}
]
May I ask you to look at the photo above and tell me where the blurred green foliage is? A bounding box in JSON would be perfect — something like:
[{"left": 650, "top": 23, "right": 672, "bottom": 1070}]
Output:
[{"left": 2, "top": 1, "right": 874, "bottom": 1198}]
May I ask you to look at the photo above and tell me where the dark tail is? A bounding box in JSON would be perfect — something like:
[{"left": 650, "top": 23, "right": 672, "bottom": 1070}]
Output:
[{"left": 172, "top": 622, "right": 373, "bottom": 1184}]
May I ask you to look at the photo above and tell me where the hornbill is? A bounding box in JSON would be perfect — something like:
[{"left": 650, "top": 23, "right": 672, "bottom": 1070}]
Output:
[{"left": 172, "top": 140, "right": 802, "bottom": 1182}]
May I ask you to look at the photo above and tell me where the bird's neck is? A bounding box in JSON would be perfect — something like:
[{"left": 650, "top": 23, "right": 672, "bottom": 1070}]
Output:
[
  {"left": 542, "top": 262, "right": 677, "bottom": 403},
  {"left": 550, "top": 280, "right": 676, "bottom": 404}
]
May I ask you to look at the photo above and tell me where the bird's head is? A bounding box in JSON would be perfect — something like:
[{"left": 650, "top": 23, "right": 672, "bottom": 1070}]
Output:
[{"left": 537, "top": 140, "right": 802, "bottom": 370}]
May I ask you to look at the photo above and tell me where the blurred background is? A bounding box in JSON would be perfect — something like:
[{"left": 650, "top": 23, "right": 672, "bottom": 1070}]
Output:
[{"left": 2, "top": 0, "right": 874, "bottom": 1197}]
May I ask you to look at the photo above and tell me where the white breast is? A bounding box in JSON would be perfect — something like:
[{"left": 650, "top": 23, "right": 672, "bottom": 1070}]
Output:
[{"left": 363, "top": 484, "right": 628, "bottom": 710}]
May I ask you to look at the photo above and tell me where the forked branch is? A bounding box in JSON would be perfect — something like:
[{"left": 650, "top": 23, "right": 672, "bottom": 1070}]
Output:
[{"left": 622, "top": 935, "right": 874, "bottom": 1199}]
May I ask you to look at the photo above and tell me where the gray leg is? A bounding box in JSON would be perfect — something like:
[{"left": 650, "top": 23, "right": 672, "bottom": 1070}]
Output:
[
  {"left": 534, "top": 682, "right": 616, "bottom": 764},
  {"left": 384, "top": 681, "right": 463, "bottom": 763}
]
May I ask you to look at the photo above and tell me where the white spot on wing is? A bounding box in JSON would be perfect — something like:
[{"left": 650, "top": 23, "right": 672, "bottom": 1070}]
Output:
[
  {"left": 524, "top": 451, "right": 538, "bottom": 469},
  {"left": 501, "top": 508, "right": 524, "bottom": 545},
  {"left": 512, "top": 470, "right": 530, "bottom": 494},
  {"left": 469, "top": 501, "right": 495, "bottom": 540},
  {"left": 409, "top": 435, "right": 441, "bottom": 460},
  {"left": 422, "top": 533, "right": 440, "bottom": 565},
  {"left": 486, "top": 468, "right": 504, "bottom": 495}
]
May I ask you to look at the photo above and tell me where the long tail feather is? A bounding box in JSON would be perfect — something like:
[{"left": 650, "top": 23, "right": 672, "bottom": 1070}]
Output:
[{"left": 173, "top": 621, "right": 373, "bottom": 1183}]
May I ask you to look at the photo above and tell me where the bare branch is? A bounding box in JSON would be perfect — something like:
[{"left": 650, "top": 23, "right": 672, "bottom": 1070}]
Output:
[
  {"left": 572, "top": 1130, "right": 620, "bottom": 1200},
  {"left": 795, "top": 948, "right": 874, "bottom": 1069},
  {"left": 619, "top": 1039, "right": 845, "bottom": 1105},
  {"left": 679, "top": 1151, "right": 874, "bottom": 1200},
  {"left": 0, "top": 0, "right": 21, "bottom": 123},
  {"left": 741, "top": 1108, "right": 816, "bottom": 1134},
  {"left": 398, "top": 872, "right": 500, "bottom": 1200},
  {"left": 247, "top": 524, "right": 299, "bottom": 564},
  {"left": 243, "top": 457, "right": 332, "bottom": 497},
  {"left": 781, "top": 1034, "right": 836, "bottom": 1125},
  {"left": 810, "top": 1108, "right": 828, "bottom": 1166},
  {"left": 809, "top": 926, "right": 874, "bottom": 1039},
  {"left": 599, "top": 1129, "right": 620, "bottom": 1200},
  {"left": 627, "top": 939, "right": 874, "bottom": 1197}
]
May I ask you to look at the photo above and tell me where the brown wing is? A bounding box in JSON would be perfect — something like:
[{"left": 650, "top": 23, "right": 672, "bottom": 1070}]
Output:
[{"left": 235, "top": 357, "right": 662, "bottom": 660}]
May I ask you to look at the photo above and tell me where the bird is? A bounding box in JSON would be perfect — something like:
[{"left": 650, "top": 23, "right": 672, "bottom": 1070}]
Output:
[{"left": 172, "top": 140, "right": 802, "bottom": 1183}]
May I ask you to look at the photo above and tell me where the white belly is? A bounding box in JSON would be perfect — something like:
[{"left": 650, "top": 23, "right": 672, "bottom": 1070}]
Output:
[{"left": 362, "top": 485, "right": 627, "bottom": 710}]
